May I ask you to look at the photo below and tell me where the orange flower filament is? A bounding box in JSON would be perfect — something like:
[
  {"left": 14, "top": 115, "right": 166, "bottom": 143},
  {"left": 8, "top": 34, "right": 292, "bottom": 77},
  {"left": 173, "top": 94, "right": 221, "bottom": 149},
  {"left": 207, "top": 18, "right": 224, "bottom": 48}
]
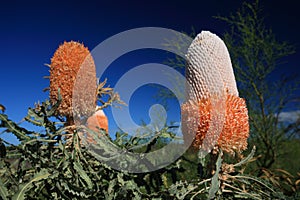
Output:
[
  {"left": 49, "top": 41, "right": 97, "bottom": 120},
  {"left": 181, "top": 94, "right": 249, "bottom": 154}
]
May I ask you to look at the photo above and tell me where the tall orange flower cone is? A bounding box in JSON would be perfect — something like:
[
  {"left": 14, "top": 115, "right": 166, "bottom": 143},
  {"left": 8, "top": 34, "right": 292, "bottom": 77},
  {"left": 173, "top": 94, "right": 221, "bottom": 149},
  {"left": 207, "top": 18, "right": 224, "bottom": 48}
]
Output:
[
  {"left": 181, "top": 31, "right": 249, "bottom": 155},
  {"left": 49, "top": 41, "right": 97, "bottom": 124}
]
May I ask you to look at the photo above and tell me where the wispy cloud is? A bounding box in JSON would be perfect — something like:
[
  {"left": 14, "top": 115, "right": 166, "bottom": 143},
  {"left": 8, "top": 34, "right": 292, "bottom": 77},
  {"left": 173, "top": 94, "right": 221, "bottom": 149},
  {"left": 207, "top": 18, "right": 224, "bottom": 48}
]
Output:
[{"left": 278, "top": 110, "right": 300, "bottom": 123}]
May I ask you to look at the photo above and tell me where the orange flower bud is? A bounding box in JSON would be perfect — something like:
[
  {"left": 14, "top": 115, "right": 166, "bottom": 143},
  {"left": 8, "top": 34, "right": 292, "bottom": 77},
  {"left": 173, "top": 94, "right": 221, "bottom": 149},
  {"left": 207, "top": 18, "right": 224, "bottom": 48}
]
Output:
[{"left": 85, "top": 109, "right": 108, "bottom": 143}]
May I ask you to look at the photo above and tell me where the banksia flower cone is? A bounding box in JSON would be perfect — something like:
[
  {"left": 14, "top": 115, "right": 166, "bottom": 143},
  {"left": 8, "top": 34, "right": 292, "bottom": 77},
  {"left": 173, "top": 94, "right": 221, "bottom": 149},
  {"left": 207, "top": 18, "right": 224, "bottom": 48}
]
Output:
[
  {"left": 86, "top": 108, "right": 109, "bottom": 143},
  {"left": 50, "top": 41, "right": 97, "bottom": 122},
  {"left": 181, "top": 31, "right": 249, "bottom": 155}
]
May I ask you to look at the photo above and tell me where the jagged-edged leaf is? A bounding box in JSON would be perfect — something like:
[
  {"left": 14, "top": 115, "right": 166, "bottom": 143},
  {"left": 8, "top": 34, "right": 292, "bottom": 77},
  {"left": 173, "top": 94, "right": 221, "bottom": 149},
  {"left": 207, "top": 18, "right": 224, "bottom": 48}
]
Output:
[
  {"left": 0, "top": 114, "right": 31, "bottom": 141},
  {"left": 58, "top": 181, "right": 90, "bottom": 198},
  {"left": 105, "top": 178, "right": 117, "bottom": 200},
  {"left": 168, "top": 180, "right": 197, "bottom": 199},
  {"left": 117, "top": 173, "right": 125, "bottom": 185},
  {"left": 132, "top": 192, "right": 142, "bottom": 200},
  {"left": 25, "top": 108, "right": 44, "bottom": 126},
  {"left": 0, "top": 178, "right": 9, "bottom": 200},
  {"left": 208, "top": 151, "right": 223, "bottom": 199},
  {"left": 12, "top": 169, "right": 50, "bottom": 200},
  {"left": 160, "top": 131, "right": 176, "bottom": 139},
  {"left": 73, "top": 161, "right": 93, "bottom": 189},
  {"left": 117, "top": 173, "right": 139, "bottom": 191}
]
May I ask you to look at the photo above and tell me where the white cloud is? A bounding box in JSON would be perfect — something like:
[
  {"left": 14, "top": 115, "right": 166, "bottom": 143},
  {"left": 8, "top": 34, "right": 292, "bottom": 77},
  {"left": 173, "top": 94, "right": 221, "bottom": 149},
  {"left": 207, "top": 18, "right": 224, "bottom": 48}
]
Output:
[{"left": 278, "top": 110, "right": 300, "bottom": 123}]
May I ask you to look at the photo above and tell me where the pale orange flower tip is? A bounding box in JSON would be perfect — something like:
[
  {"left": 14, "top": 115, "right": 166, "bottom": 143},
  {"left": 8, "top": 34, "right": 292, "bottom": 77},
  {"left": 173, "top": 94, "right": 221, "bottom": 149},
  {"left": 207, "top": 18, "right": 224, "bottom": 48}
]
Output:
[
  {"left": 49, "top": 41, "right": 97, "bottom": 118},
  {"left": 85, "top": 109, "right": 108, "bottom": 143},
  {"left": 86, "top": 109, "right": 108, "bottom": 143}
]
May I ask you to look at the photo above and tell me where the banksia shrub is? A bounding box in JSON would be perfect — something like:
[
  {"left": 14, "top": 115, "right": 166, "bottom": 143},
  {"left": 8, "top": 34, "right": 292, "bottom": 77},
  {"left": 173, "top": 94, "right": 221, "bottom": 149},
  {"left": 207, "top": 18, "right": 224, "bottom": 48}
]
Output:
[
  {"left": 0, "top": 32, "right": 295, "bottom": 200},
  {"left": 181, "top": 31, "right": 249, "bottom": 154},
  {"left": 50, "top": 41, "right": 97, "bottom": 122}
]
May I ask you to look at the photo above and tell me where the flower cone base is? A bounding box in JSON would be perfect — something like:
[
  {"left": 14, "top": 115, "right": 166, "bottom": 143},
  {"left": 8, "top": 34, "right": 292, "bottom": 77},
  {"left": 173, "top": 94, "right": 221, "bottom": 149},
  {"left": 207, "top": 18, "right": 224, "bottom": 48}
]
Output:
[{"left": 181, "top": 94, "right": 249, "bottom": 155}]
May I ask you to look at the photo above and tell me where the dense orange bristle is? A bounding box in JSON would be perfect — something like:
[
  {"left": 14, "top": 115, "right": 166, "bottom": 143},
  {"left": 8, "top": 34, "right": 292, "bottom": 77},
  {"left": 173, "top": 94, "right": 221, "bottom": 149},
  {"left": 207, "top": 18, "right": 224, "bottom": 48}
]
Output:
[
  {"left": 86, "top": 109, "right": 108, "bottom": 143},
  {"left": 87, "top": 110, "right": 108, "bottom": 133},
  {"left": 181, "top": 94, "right": 249, "bottom": 154},
  {"left": 49, "top": 41, "right": 97, "bottom": 119}
]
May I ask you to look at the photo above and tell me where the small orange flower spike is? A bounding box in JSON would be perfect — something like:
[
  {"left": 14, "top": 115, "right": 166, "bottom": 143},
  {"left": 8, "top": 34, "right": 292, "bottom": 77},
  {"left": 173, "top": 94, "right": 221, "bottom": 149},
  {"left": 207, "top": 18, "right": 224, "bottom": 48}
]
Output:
[
  {"left": 86, "top": 108, "right": 108, "bottom": 143},
  {"left": 182, "top": 31, "right": 249, "bottom": 155}
]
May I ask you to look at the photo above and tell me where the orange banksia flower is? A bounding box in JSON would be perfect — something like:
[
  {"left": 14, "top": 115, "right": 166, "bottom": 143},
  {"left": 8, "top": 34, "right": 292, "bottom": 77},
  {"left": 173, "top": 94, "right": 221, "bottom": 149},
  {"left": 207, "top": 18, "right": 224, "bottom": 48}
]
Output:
[
  {"left": 49, "top": 41, "right": 97, "bottom": 121},
  {"left": 85, "top": 108, "right": 109, "bottom": 143},
  {"left": 87, "top": 109, "right": 108, "bottom": 133},
  {"left": 181, "top": 95, "right": 249, "bottom": 154},
  {"left": 219, "top": 95, "right": 249, "bottom": 154},
  {"left": 181, "top": 31, "right": 249, "bottom": 155}
]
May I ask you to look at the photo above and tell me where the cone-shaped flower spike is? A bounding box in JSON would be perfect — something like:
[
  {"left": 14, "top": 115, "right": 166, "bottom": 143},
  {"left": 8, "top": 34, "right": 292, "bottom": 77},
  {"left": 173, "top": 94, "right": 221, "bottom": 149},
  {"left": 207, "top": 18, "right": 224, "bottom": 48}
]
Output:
[
  {"left": 50, "top": 41, "right": 97, "bottom": 123},
  {"left": 181, "top": 31, "right": 249, "bottom": 155}
]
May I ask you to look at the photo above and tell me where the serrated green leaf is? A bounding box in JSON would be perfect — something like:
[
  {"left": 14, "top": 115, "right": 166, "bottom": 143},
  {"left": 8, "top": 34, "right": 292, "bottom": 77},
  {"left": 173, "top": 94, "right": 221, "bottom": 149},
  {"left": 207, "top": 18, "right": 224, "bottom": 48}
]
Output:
[
  {"left": 160, "top": 131, "right": 175, "bottom": 139},
  {"left": 117, "top": 173, "right": 125, "bottom": 185},
  {"left": 73, "top": 161, "right": 93, "bottom": 189},
  {"left": 25, "top": 108, "right": 44, "bottom": 126},
  {"left": 12, "top": 169, "right": 50, "bottom": 200},
  {"left": 0, "top": 178, "right": 9, "bottom": 200},
  {"left": 106, "top": 179, "right": 117, "bottom": 200},
  {"left": 0, "top": 114, "right": 31, "bottom": 141}
]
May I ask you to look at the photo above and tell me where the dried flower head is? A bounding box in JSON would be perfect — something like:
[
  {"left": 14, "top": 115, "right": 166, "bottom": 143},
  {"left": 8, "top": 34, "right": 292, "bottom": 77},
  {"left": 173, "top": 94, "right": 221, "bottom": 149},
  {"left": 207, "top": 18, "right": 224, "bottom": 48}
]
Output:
[
  {"left": 50, "top": 41, "right": 97, "bottom": 120},
  {"left": 182, "top": 31, "right": 249, "bottom": 154}
]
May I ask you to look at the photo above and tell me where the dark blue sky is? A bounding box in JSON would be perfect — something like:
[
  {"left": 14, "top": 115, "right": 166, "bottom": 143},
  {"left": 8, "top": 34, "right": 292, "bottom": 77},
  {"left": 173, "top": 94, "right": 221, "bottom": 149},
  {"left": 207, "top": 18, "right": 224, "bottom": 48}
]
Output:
[{"left": 1, "top": 0, "right": 300, "bottom": 144}]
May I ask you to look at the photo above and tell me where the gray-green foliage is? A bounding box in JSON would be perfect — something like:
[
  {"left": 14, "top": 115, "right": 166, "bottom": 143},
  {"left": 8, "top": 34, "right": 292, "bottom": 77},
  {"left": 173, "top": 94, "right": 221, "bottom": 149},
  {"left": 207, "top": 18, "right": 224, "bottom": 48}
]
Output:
[
  {"left": 0, "top": 98, "right": 145, "bottom": 199},
  {"left": 0, "top": 93, "right": 293, "bottom": 199}
]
